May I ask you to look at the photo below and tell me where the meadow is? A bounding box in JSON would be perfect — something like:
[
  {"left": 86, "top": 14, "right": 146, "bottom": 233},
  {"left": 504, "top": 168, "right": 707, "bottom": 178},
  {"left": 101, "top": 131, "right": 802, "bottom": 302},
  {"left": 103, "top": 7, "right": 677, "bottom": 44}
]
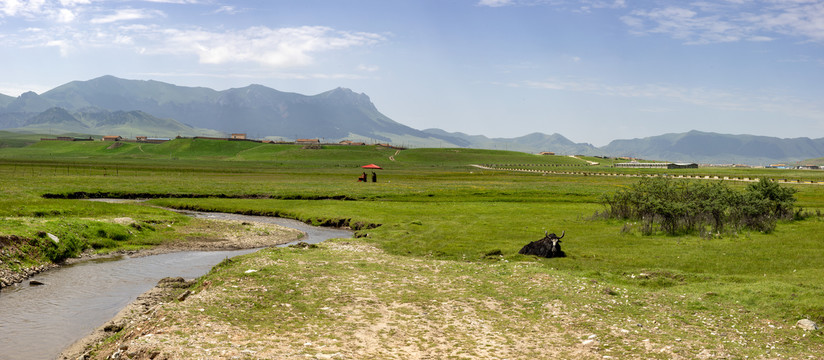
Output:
[{"left": 2, "top": 137, "right": 824, "bottom": 358}]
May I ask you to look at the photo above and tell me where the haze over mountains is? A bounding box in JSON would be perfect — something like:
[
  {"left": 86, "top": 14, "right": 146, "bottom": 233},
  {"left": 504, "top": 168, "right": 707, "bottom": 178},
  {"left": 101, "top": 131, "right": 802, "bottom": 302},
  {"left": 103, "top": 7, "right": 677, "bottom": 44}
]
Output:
[{"left": 0, "top": 75, "right": 822, "bottom": 165}]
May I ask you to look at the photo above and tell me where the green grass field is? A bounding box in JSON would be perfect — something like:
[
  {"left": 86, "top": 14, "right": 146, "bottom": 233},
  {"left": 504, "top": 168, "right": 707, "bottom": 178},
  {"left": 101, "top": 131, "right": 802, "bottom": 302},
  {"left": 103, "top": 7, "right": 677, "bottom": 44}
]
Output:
[{"left": 2, "top": 136, "right": 824, "bottom": 358}]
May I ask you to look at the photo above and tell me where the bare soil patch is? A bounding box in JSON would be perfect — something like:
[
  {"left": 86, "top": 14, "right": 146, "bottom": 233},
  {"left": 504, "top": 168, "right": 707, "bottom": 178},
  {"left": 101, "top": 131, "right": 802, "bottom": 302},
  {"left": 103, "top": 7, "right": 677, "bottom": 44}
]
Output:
[{"left": 69, "top": 239, "right": 824, "bottom": 359}]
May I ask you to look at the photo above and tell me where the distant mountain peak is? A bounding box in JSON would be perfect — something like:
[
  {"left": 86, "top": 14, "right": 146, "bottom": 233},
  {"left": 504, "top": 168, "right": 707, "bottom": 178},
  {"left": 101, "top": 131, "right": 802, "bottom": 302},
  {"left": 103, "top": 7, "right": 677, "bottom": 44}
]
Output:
[
  {"left": 4, "top": 91, "right": 52, "bottom": 113},
  {"left": 25, "top": 107, "right": 84, "bottom": 126},
  {"left": 317, "top": 87, "right": 373, "bottom": 108}
]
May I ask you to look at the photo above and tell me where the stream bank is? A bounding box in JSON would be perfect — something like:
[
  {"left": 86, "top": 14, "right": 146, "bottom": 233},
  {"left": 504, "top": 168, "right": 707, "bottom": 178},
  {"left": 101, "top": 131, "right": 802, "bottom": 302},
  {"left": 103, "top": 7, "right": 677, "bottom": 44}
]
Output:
[{"left": 0, "top": 210, "right": 352, "bottom": 360}]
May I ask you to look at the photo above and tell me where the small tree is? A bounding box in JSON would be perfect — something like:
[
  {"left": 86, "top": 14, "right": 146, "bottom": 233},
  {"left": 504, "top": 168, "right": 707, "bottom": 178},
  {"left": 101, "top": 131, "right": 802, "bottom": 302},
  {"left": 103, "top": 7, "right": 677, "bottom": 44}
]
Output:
[{"left": 746, "top": 178, "right": 797, "bottom": 219}]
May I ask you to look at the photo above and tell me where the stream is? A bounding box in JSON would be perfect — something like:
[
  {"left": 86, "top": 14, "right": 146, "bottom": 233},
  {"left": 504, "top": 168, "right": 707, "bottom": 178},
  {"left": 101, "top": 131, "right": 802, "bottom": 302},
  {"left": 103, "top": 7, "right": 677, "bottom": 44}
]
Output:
[{"left": 0, "top": 210, "right": 352, "bottom": 360}]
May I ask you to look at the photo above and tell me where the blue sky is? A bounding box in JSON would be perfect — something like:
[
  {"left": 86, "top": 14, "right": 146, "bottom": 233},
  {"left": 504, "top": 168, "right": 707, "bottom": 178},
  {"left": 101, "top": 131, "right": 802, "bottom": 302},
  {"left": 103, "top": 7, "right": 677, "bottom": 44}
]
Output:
[{"left": 1, "top": 0, "right": 823, "bottom": 145}]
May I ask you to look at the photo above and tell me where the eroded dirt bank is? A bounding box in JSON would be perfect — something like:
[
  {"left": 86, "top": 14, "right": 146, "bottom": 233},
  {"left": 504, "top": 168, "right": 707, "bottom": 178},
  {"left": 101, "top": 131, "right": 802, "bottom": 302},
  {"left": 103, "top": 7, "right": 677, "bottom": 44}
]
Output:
[
  {"left": 0, "top": 216, "right": 304, "bottom": 289},
  {"left": 57, "top": 212, "right": 358, "bottom": 360}
]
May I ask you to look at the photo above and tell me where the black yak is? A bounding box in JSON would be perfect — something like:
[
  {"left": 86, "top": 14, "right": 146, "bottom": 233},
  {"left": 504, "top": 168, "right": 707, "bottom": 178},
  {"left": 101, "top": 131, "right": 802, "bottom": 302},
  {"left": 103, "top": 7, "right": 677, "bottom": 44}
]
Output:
[{"left": 518, "top": 230, "right": 565, "bottom": 258}]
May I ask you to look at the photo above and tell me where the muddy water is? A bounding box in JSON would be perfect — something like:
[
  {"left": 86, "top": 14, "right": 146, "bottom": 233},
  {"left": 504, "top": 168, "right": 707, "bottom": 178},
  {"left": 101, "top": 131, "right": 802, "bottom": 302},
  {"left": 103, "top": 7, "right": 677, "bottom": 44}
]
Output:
[{"left": 0, "top": 211, "right": 351, "bottom": 360}]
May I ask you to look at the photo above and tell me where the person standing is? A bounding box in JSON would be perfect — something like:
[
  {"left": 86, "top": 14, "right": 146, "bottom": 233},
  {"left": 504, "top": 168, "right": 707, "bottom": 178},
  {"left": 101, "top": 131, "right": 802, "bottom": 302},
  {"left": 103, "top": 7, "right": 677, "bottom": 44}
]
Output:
[{"left": 371, "top": 171, "right": 377, "bottom": 183}]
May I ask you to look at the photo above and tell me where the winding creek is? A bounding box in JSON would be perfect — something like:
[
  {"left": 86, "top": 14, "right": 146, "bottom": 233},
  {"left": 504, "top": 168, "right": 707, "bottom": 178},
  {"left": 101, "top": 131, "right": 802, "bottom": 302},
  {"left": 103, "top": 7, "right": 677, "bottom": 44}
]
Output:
[{"left": 0, "top": 210, "right": 352, "bottom": 360}]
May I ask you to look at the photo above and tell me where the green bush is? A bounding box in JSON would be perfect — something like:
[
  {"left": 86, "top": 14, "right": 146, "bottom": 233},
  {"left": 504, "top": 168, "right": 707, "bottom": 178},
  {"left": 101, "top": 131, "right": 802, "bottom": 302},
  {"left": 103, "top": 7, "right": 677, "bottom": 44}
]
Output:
[
  {"left": 37, "top": 220, "right": 143, "bottom": 260},
  {"left": 599, "top": 178, "right": 796, "bottom": 235},
  {"left": 41, "top": 231, "right": 86, "bottom": 262}
]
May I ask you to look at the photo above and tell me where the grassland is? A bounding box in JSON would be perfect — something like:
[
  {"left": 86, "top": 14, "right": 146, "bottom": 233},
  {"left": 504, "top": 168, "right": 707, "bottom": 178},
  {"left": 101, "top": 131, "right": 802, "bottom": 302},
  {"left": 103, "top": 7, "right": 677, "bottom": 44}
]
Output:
[{"left": 2, "top": 137, "right": 824, "bottom": 358}]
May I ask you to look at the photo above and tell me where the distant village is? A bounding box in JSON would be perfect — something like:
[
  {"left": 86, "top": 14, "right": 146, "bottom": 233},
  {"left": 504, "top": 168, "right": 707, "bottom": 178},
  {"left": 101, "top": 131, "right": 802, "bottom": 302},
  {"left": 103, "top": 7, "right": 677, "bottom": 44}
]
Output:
[{"left": 39, "top": 133, "right": 406, "bottom": 149}]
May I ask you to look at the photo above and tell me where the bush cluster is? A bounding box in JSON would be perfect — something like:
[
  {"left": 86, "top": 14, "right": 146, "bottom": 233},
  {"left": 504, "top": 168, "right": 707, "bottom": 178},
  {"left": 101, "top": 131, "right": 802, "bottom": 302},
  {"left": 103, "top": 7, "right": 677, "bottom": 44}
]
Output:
[
  {"left": 599, "top": 177, "right": 797, "bottom": 235},
  {"left": 35, "top": 220, "right": 154, "bottom": 262}
]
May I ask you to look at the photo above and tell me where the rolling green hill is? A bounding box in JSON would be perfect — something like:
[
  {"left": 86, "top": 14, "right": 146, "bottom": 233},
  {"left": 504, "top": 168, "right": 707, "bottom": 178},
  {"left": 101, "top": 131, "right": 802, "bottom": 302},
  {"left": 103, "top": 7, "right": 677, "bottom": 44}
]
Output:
[
  {"left": 0, "top": 131, "right": 48, "bottom": 148},
  {"left": 0, "top": 138, "right": 587, "bottom": 170},
  {"left": 798, "top": 157, "right": 824, "bottom": 166}
]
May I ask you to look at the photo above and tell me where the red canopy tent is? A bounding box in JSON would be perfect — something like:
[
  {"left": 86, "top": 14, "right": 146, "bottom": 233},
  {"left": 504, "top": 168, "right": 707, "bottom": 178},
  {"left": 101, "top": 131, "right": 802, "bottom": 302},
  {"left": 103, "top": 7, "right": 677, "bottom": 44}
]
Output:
[{"left": 361, "top": 164, "right": 383, "bottom": 169}]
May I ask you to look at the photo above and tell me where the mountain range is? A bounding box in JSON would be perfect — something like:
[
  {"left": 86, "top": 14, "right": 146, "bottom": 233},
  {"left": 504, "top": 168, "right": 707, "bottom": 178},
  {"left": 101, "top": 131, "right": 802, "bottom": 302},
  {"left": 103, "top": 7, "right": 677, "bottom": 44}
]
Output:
[
  {"left": 0, "top": 75, "right": 463, "bottom": 147},
  {"left": 0, "top": 75, "right": 822, "bottom": 165}
]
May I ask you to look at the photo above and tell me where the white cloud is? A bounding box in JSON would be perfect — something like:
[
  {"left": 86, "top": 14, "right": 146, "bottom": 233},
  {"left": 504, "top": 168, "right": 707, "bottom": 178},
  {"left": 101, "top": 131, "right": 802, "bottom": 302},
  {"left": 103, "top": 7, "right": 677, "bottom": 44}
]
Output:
[
  {"left": 747, "top": 1, "right": 824, "bottom": 41},
  {"left": 146, "top": 26, "right": 386, "bottom": 67},
  {"left": 213, "top": 5, "right": 239, "bottom": 14},
  {"left": 622, "top": 7, "right": 747, "bottom": 44},
  {"left": 0, "top": 0, "right": 91, "bottom": 20},
  {"left": 478, "top": 0, "right": 514, "bottom": 7},
  {"left": 621, "top": 1, "right": 824, "bottom": 44},
  {"left": 55, "top": 7, "right": 73, "bottom": 22},
  {"left": 113, "top": 34, "right": 133, "bottom": 45},
  {"left": 578, "top": 0, "right": 626, "bottom": 12},
  {"left": 1, "top": 0, "right": 47, "bottom": 17},
  {"left": 479, "top": 0, "right": 824, "bottom": 44},
  {"left": 91, "top": 8, "right": 164, "bottom": 24},
  {"left": 45, "top": 38, "right": 69, "bottom": 56},
  {"left": 748, "top": 35, "right": 774, "bottom": 41},
  {"left": 0, "top": 5, "right": 386, "bottom": 68}
]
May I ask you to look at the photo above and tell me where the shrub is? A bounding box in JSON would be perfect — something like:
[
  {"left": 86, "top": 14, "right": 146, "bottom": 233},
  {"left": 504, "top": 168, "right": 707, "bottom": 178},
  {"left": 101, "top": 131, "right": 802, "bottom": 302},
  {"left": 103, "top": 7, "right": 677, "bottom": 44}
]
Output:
[
  {"left": 599, "top": 178, "right": 797, "bottom": 235},
  {"left": 42, "top": 232, "right": 86, "bottom": 262}
]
